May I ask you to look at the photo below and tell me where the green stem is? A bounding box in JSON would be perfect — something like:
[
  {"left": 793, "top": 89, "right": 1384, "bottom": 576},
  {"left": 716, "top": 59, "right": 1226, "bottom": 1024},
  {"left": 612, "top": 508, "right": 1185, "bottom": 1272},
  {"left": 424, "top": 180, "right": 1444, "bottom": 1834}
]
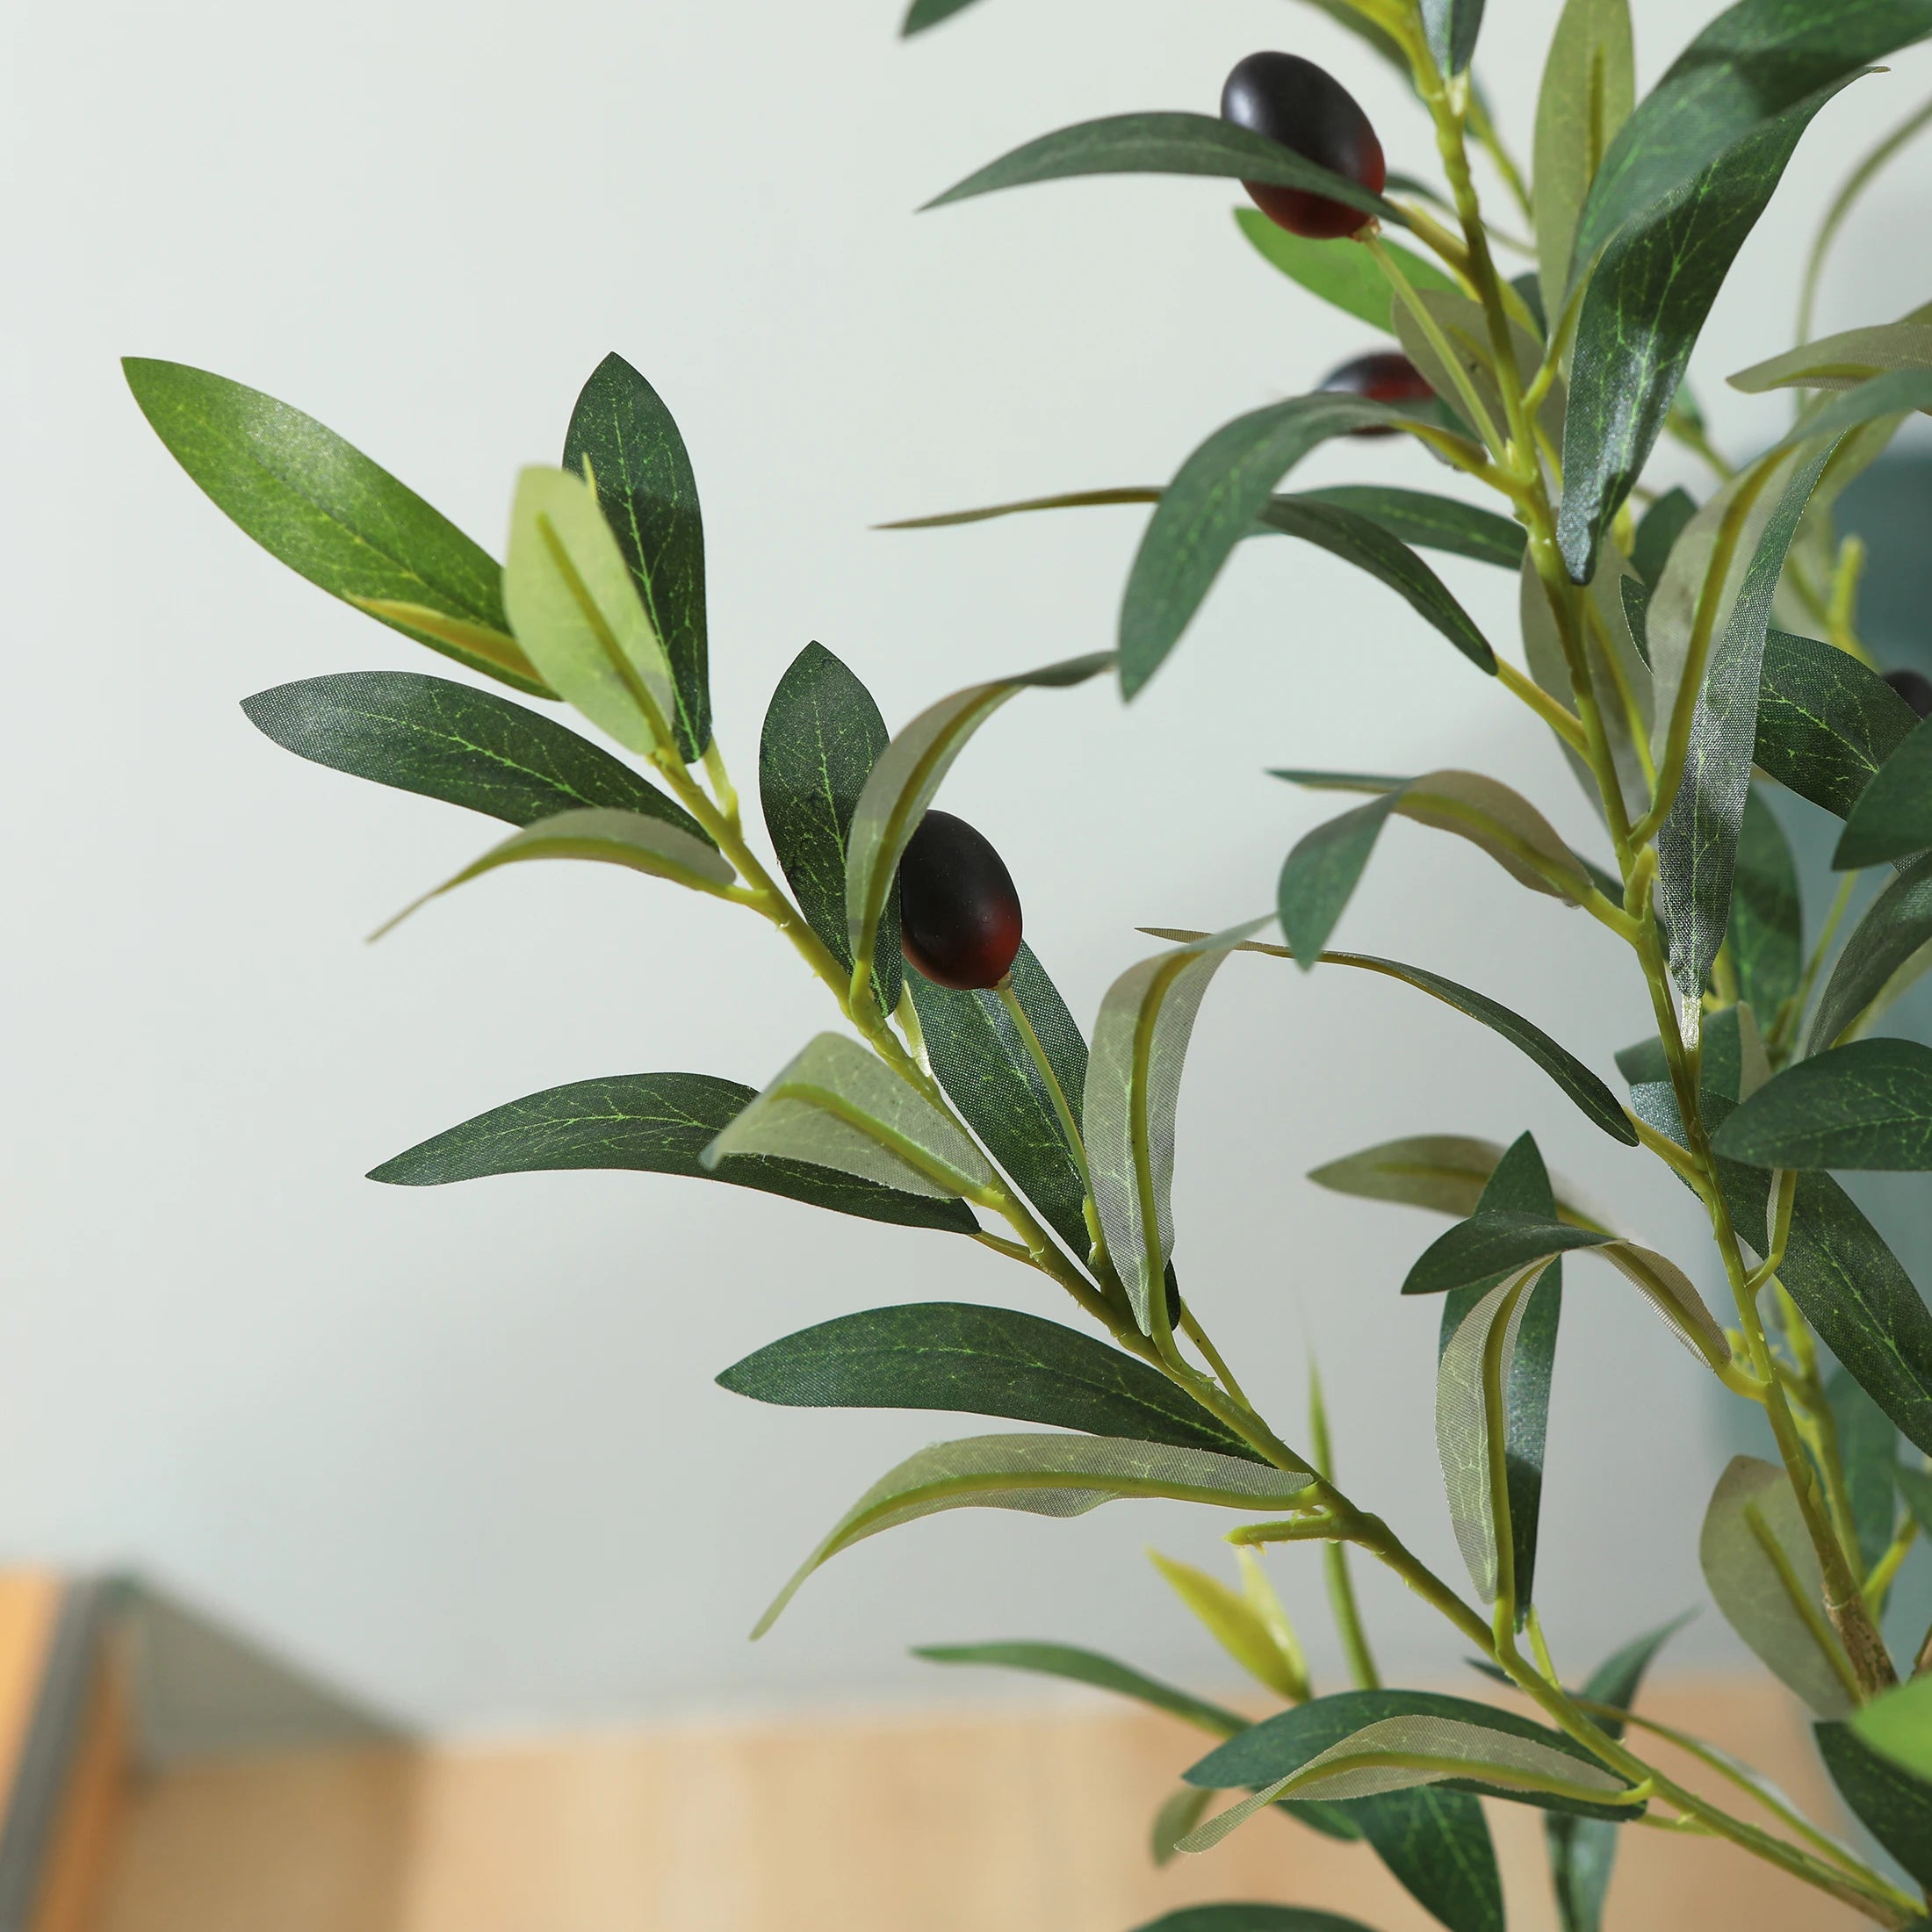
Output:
[{"left": 1308, "top": 1363, "right": 1381, "bottom": 1690}]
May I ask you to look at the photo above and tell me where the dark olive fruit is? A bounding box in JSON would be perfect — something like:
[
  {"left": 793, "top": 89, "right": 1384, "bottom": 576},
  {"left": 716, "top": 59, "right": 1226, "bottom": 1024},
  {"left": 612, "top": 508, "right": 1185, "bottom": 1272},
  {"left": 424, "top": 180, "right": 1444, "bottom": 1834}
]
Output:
[
  {"left": 1884, "top": 667, "right": 1932, "bottom": 720},
  {"left": 1220, "top": 52, "right": 1385, "bottom": 240},
  {"left": 898, "top": 809, "right": 1023, "bottom": 991},
  {"left": 1319, "top": 350, "right": 1436, "bottom": 434},
  {"left": 1163, "top": 1262, "right": 1183, "bottom": 1330}
]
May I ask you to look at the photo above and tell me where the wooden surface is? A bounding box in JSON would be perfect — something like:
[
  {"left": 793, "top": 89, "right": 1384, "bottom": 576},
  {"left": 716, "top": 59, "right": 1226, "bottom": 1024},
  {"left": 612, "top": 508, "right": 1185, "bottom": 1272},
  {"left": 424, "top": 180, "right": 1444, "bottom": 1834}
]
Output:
[{"left": 92, "top": 1679, "right": 1873, "bottom": 1932}]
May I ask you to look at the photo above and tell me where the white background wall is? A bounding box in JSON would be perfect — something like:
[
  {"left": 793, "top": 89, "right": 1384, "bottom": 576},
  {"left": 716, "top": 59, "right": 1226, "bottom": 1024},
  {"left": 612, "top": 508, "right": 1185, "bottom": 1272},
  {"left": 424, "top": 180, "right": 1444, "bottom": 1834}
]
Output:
[{"left": 4, "top": 0, "right": 1930, "bottom": 1732}]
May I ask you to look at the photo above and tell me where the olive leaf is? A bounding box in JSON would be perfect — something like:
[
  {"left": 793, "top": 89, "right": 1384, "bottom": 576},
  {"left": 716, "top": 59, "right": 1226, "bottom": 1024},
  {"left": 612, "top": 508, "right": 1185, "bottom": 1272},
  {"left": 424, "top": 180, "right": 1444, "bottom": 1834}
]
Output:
[
  {"left": 1730, "top": 310, "right": 1932, "bottom": 393},
  {"left": 1712, "top": 1038, "right": 1932, "bottom": 1170},
  {"left": 1899, "top": 1461, "right": 1932, "bottom": 1537},
  {"left": 1421, "top": 0, "right": 1483, "bottom": 76},
  {"left": 1120, "top": 394, "right": 1453, "bottom": 697},
  {"left": 910, "top": 942, "right": 1090, "bottom": 1256},
  {"left": 901, "top": 0, "right": 978, "bottom": 31},
  {"left": 702, "top": 1033, "right": 994, "bottom": 1202},
  {"left": 1134, "top": 1906, "right": 1384, "bottom": 1931},
  {"left": 366, "top": 1071, "right": 977, "bottom": 1236},
  {"left": 1310, "top": 1135, "right": 1511, "bottom": 1219},
  {"left": 1532, "top": 0, "right": 1634, "bottom": 314},
  {"left": 842, "top": 652, "right": 1113, "bottom": 992},
  {"left": 1150, "top": 1548, "right": 1308, "bottom": 1703},
  {"left": 1291, "top": 487, "right": 1525, "bottom": 568},
  {"left": 1558, "top": 76, "right": 1861, "bottom": 579},
  {"left": 1233, "top": 209, "right": 1456, "bottom": 334},
  {"left": 1754, "top": 628, "right": 1920, "bottom": 819},
  {"left": 753, "top": 1435, "right": 1315, "bottom": 1637},
  {"left": 121, "top": 358, "right": 549, "bottom": 696},
  {"left": 1654, "top": 438, "right": 1838, "bottom": 999},
  {"left": 1849, "top": 1674, "right": 1932, "bottom": 1784},
  {"left": 1836, "top": 713, "right": 1932, "bottom": 869},
  {"left": 716, "top": 1301, "right": 1259, "bottom": 1460},
  {"left": 563, "top": 352, "right": 710, "bottom": 758},
  {"left": 924, "top": 112, "right": 1407, "bottom": 227},
  {"left": 1808, "top": 853, "right": 1932, "bottom": 1050},
  {"left": 1698, "top": 1456, "right": 1858, "bottom": 1717},
  {"left": 371, "top": 807, "right": 736, "bottom": 940},
  {"left": 1146, "top": 929, "right": 1640, "bottom": 1145},
  {"left": 1816, "top": 1716, "right": 1932, "bottom": 1886},
  {"left": 1085, "top": 924, "right": 1267, "bottom": 1337},
  {"left": 1726, "top": 789, "right": 1802, "bottom": 1029},
  {"left": 1631, "top": 487, "right": 1696, "bottom": 589},
  {"left": 503, "top": 466, "right": 681, "bottom": 757},
  {"left": 1149, "top": 1787, "right": 1217, "bottom": 1868},
  {"left": 1402, "top": 1210, "right": 1729, "bottom": 1369},
  {"left": 1826, "top": 1366, "right": 1902, "bottom": 1572},
  {"left": 759, "top": 641, "right": 901, "bottom": 1012},
  {"left": 242, "top": 671, "right": 707, "bottom": 838},
  {"left": 1391, "top": 289, "right": 1564, "bottom": 449},
  {"left": 1272, "top": 768, "right": 1588, "bottom": 962}
]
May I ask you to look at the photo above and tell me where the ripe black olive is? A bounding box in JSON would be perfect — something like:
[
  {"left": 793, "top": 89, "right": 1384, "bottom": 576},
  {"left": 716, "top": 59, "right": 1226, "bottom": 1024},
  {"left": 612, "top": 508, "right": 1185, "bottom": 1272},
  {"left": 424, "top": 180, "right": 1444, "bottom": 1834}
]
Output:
[
  {"left": 1163, "top": 1261, "right": 1183, "bottom": 1330},
  {"left": 1884, "top": 667, "right": 1932, "bottom": 720},
  {"left": 1319, "top": 350, "right": 1437, "bottom": 434},
  {"left": 898, "top": 809, "right": 1023, "bottom": 991},
  {"left": 1220, "top": 52, "right": 1385, "bottom": 240}
]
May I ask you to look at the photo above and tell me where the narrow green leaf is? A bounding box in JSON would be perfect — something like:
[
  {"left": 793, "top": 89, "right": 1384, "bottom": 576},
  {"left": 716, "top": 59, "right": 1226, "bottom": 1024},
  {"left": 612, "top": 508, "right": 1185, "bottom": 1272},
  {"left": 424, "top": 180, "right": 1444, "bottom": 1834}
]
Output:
[
  {"left": 1826, "top": 1366, "right": 1901, "bottom": 1570},
  {"left": 1187, "top": 1690, "right": 1637, "bottom": 1823},
  {"left": 1310, "top": 1134, "right": 1510, "bottom": 1220},
  {"left": 758, "top": 641, "right": 900, "bottom": 1013},
  {"left": 1392, "top": 291, "right": 1564, "bottom": 452},
  {"left": 910, "top": 943, "right": 1089, "bottom": 1255},
  {"left": 1726, "top": 789, "right": 1802, "bottom": 1027},
  {"left": 1655, "top": 440, "right": 1837, "bottom": 996},
  {"left": 1149, "top": 1787, "right": 1217, "bottom": 1867},
  {"left": 562, "top": 353, "right": 710, "bottom": 758},
  {"left": 1631, "top": 487, "right": 1696, "bottom": 588},
  {"left": 1422, "top": 0, "right": 1484, "bottom": 76},
  {"left": 1146, "top": 929, "right": 1640, "bottom": 1145},
  {"left": 122, "top": 357, "right": 546, "bottom": 696},
  {"left": 1732, "top": 317, "right": 1932, "bottom": 394},
  {"left": 1292, "top": 487, "right": 1525, "bottom": 568},
  {"left": 703, "top": 1033, "right": 994, "bottom": 1202},
  {"left": 1817, "top": 1715, "right": 1932, "bottom": 1884},
  {"left": 1836, "top": 713, "right": 1932, "bottom": 869},
  {"left": 1344, "top": 1788, "right": 1500, "bottom": 1932},
  {"left": 1251, "top": 501, "right": 1496, "bottom": 673},
  {"left": 902, "top": 0, "right": 980, "bottom": 34},
  {"left": 843, "top": 652, "right": 1112, "bottom": 984},
  {"left": 756, "top": 1435, "right": 1315, "bottom": 1636},
  {"left": 1765, "top": 367, "right": 1932, "bottom": 455},
  {"left": 1120, "top": 395, "right": 1430, "bottom": 697},
  {"left": 1559, "top": 77, "right": 1857, "bottom": 578},
  {"left": 1233, "top": 209, "right": 1456, "bottom": 334},
  {"left": 1150, "top": 1549, "right": 1307, "bottom": 1703},
  {"left": 1532, "top": 0, "right": 1635, "bottom": 314},
  {"left": 503, "top": 467, "right": 680, "bottom": 757},
  {"left": 1713, "top": 1037, "right": 1932, "bottom": 1169},
  {"left": 915, "top": 1639, "right": 1244, "bottom": 1735},
  {"left": 242, "top": 671, "right": 706, "bottom": 837},
  {"left": 1698, "top": 1455, "right": 1858, "bottom": 1716},
  {"left": 1130, "top": 1908, "right": 1381, "bottom": 1932},
  {"left": 1571, "top": 0, "right": 1932, "bottom": 277},
  {"left": 367, "top": 1071, "right": 977, "bottom": 1234},
  {"left": 1899, "top": 1461, "right": 1932, "bottom": 1536},
  {"left": 924, "top": 112, "right": 1407, "bottom": 227},
  {"left": 1810, "top": 854, "right": 1932, "bottom": 1050},
  {"left": 1277, "top": 795, "right": 1401, "bottom": 965},
  {"left": 1085, "top": 926, "right": 1265, "bottom": 1336},
  {"left": 1754, "top": 628, "right": 1919, "bottom": 818},
  {"left": 717, "top": 1301, "right": 1258, "bottom": 1459},
  {"left": 372, "top": 806, "right": 734, "bottom": 938}
]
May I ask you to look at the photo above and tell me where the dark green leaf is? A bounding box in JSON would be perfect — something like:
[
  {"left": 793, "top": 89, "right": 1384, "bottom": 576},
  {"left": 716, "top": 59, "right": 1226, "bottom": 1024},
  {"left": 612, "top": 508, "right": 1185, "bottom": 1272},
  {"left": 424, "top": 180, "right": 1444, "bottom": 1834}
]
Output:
[
  {"left": 241, "top": 671, "right": 705, "bottom": 837},
  {"left": 1407, "top": 1212, "right": 1608, "bottom": 1298},
  {"left": 1810, "top": 853, "right": 1932, "bottom": 1050},
  {"left": 122, "top": 357, "right": 547, "bottom": 696},
  {"left": 1899, "top": 1460, "right": 1932, "bottom": 1536},
  {"left": 1439, "top": 1136, "right": 1563, "bottom": 1624},
  {"left": 1252, "top": 499, "right": 1496, "bottom": 672},
  {"left": 1726, "top": 789, "right": 1802, "bottom": 1027},
  {"left": 1349, "top": 1789, "right": 1501, "bottom": 1932},
  {"left": 1656, "top": 441, "right": 1837, "bottom": 995},
  {"left": 1572, "top": 0, "right": 1932, "bottom": 276},
  {"left": 924, "top": 112, "right": 1407, "bottom": 227},
  {"left": 913, "top": 1639, "right": 1244, "bottom": 1734},
  {"left": 1815, "top": 1719, "right": 1932, "bottom": 1886},
  {"left": 1755, "top": 628, "right": 1919, "bottom": 818},
  {"left": 1534, "top": 0, "right": 1637, "bottom": 319},
  {"left": 1291, "top": 487, "right": 1525, "bottom": 568},
  {"left": 1546, "top": 1617, "right": 1686, "bottom": 1932},
  {"left": 563, "top": 353, "right": 710, "bottom": 759},
  {"left": 1422, "top": 0, "right": 1483, "bottom": 74},
  {"left": 1836, "top": 713, "right": 1932, "bottom": 869},
  {"left": 1712, "top": 1037, "right": 1932, "bottom": 1169},
  {"left": 1826, "top": 1365, "right": 1901, "bottom": 1570},
  {"left": 1557, "top": 79, "right": 1856, "bottom": 579},
  {"left": 1186, "top": 1689, "right": 1640, "bottom": 1821},
  {"left": 910, "top": 943, "right": 1089, "bottom": 1255},
  {"left": 1129, "top": 1911, "right": 1381, "bottom": 1932},
  {"left": 758, "top": 641, "right": 900, "bottom": 1013},
  {"left": 1233, "top": 210, "right": 1456, "bottom": 335},
  {"left": 902, "top": 0, "right": 979, "bottom": 30},
  {"left": 1631, "top": 487, "right": 1696, "bottom": 588},
  {"left": 1278, "top": 794, "right": 1402, "bottom": 965},
  {"left": 366, "top": 1071, "right": 977, "bottom": 1235},
  {"left": 717, "top": 1301, "right": 1257, "bottom": 1459},
  {"left": 1121, "top": 395, "right": 1434, "bottom": 696},
  {"left": 1619, "top": 577, "right": 1652, "bottom": 667},
  {"left": 1613, "top": 1035, "right": 1671, "bottom": 1085}
]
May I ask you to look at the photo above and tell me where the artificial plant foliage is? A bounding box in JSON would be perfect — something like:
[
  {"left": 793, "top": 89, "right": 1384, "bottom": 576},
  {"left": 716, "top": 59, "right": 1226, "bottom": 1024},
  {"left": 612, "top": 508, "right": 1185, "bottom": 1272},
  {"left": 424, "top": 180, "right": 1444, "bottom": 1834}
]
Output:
[{"left": 137, "top": 0, "right": 1932, "bottom": 1924}]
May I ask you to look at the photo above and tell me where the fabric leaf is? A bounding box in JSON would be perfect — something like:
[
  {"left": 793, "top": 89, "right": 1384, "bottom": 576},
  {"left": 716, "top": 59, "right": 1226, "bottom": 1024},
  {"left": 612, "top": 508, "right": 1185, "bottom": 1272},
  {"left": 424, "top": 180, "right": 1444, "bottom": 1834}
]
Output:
[
  {"left": 1725, "top": 789, "right": 1802, "bottom": 1028},
  {"left": 1817, "top": 1717, "right": 1932, "bottom": 1885},
  {"left": 1233, "top": 209, "right": 1457, "bottom": 334},
  {"left": 1754, "top": 628, "right": 1919, "bottom": 818},
  {"left": 1150, "top": 1549, "right": 1308, "bottom": 1702},
  {"left": 1532, "top": 0, "right": 1635, "bottom": 314},
  {"left": 1808, "top": 852, "right": 1932, "bottom": 1049},
  {"left": 1848, "top": 1673, "right": 1932, "bottom": 1785},
  {"left": 1836, "top": 713, "right": 1932, "bottom": 869},
  {"left": 1712, "top": 1038, "right": 1932, "bottom": 1170}
]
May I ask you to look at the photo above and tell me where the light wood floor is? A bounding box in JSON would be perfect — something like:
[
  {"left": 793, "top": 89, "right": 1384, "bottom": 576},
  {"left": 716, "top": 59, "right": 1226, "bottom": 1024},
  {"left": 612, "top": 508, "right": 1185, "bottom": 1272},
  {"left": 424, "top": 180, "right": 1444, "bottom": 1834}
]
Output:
[{"left": 92, "top": 1680, "right": 1871, "bottom": 1932}]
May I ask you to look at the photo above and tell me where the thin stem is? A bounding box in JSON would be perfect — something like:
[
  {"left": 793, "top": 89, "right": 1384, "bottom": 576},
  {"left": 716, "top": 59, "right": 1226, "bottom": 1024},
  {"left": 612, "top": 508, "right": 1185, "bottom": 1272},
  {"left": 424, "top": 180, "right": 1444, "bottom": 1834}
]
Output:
[
  {"left": 1366, "top": 230, "right": 1504, "bottom": 455},
  {"left": 1864, "top": 1515, "right": 1919, "bottom": 1612},
  {"left": 1307, "top": 1362, "right": 1381, "bottom": 1690},
  {"left": 1496, "top": 658, "right": 1590, "bottom": 751},
  {"left": 996, "top": 975, "right": 1086, "bottom": 1184}
]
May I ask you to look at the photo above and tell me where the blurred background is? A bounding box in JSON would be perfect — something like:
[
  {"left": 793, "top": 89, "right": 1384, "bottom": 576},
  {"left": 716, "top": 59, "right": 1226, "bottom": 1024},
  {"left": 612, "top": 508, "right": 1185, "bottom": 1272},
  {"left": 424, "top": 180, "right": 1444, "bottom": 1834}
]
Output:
[{"left": 4, "top": 0, "right": 1930, "bottom": 1745}]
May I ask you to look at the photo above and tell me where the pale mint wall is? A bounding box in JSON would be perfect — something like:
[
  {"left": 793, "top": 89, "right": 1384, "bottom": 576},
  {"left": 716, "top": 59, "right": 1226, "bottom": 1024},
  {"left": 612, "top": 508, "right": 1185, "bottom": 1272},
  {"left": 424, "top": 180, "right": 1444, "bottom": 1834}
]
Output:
[{"left": 4, "top": 0, "right": 1928, "bottom": 1728}]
